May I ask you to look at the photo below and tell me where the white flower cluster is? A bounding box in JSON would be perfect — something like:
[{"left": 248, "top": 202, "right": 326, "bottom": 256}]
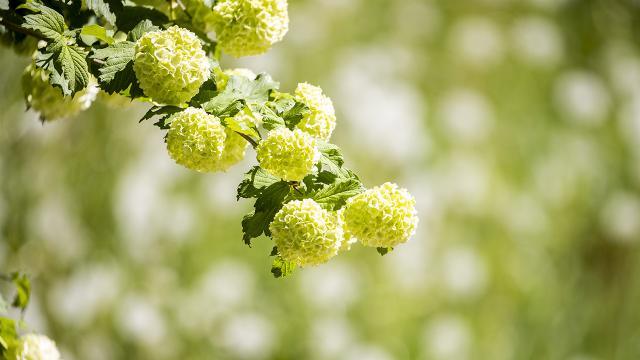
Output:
[
  {"left": 133, "top": 26, "right": 210, "bottom": 105},
  {"left": 8, "top": 334, "right": 61, "bottom": 360},
  {"left": 256, "top": 127, "right": 320, "bottom": 181},
  {"left": 270, "top": 199, "right": 343, "bottom": 266},
  {"left": 22, "top": 65, "right": 98, "bottom": 121},
  {"left": 294, "top": 83, "right": 337, "bottom": 140},
  {"left": 342, "top": 182, "right": 418, "bottom": 248},
  {"left": 212, "top": 0, "right": 289, "bottom": 57}
]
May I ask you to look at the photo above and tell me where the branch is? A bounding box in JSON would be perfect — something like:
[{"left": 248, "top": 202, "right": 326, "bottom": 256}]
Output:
[
  {"left": 0, "top": 18, "right": 47, "bottom": 41},
  {"left": 236, "top": 131, "right": 258, "bottom": 148}
]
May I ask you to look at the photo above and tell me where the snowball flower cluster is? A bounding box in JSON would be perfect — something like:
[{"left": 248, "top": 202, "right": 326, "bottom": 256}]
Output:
[
  {"left": 270, "top": 199, "right": 343, "bottom": 266},
  {"left": 22, "top": 65, "right": 97, "bottom": 121},
  {"left": 212, "top": 0, "right": 289, "bottom": 57},
  {"left": 256, "top": 127, "right": 319, "bottom": 181},
  {"left": 8, "top": 334, "right": 61, "bottom": 360},
  {"left": 133, "top": 26, "right": 210, "bottom": 105},
  {"left": 166, "top": 108, "right": 227, "bottom": 172},
  {"left": 294, "top": 83, "right": 337, "bottom": 140},
  {"left": 342, "top": 182, "right": 418, "bottom": 247}
]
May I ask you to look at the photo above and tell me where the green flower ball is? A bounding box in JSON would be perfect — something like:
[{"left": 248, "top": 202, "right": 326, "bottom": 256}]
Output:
[
  {"left": 294, "top": 82, "right": 337, "bottom": 140},
  {"left": 8, "top": 334, "right": 61, "bottom": 360},
  {"left": 270, "top": 199, "right": 343, "bottom": 266},
  {"left": 337, "top": 208, "right": 357, "bottom": 252},
  {"left": 133, "top": 26, "right": 210, "bottom": 105},
  {"left": 166, "top": 108, "right": 227, "bottom": 172},
  {"left": 342, "top": 182, "right": 418, "bottom": 248},
  {"left": 22, "top": 64, "right": 98, "bottom": 121},
  {"left": 212, "top": 0, "right": 289, "bottom": 57},
  {"left": 256, "top": 127, "right": 319, "bottom": 181}
]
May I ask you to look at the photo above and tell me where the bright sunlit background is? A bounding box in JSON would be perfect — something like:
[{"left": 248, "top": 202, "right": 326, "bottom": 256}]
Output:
[{"left": 2, "top": 0, "right": 640, "bottom": 359}]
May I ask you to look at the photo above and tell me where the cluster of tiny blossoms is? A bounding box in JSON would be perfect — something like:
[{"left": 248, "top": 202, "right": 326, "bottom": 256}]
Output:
[
  {"left": 212, "top": 0, "right": 289, "bottom": 57},
  {"left": 270, "top": 199, "right": 343, "bottom": 266},
  {"left": 22, "top": 65, "right": 98, "bottom": 121},
  {"left": 294, "top": 83, "right": 337, "bottom": 140},
  {"left": 7, "top": 334, "right": 61, "bottom": 360},
  {"left": 256, "top": 127, "right": 320, "bottom": 182},
  {"left": 342, "top": 182, "right": 419, "bottom": 248},
  {"left": 133, "top": 26, "right": 210, "bottom": 105}
]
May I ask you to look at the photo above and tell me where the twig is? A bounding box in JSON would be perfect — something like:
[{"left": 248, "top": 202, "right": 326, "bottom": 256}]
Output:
[
  {"left": 236, "top": 131, "right": 258, "bottom": 148},
  {"left": 0, "top": 18, "right": 47, "bottom": 41}
]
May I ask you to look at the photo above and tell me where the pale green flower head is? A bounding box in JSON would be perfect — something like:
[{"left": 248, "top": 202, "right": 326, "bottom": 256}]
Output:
[
  {"left": 166, "top": 108, "right": 227, "bottom": 172},
  {"left": 343, "top": 182, "right": 418, "bottom": 248},
  {"left": 337, "top": 208, "right": 357, "bottom": 252},
  {"left": 270, "top": 199, "right": 343, "bottom": 266},
  {"left": 212, "top": 0, "right": 289, "bottom": 57},
  {"left": 133, "top": 26, "right": 210, "bottom": 105},
  {"left": 256, "top": 127, "right": 319, "bottom": 181},
  {"left": 22, "top": 64, "right": 98, "bottom": 121},
  {"left": 8, "top": 334, "right": 61, "bottom": 360},
  {"left": 294, "top": 82, "right": 337, "bottom": 140}
]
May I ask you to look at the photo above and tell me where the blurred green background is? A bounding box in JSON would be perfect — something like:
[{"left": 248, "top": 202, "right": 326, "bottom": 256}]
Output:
[{"left": 2, "top": 0, "right": 640, "bottom": 359}]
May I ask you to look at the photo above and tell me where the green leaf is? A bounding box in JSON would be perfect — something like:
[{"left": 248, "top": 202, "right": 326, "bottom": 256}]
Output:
[
  {"left": 139, "top": 105, "right": 182, "bottom": 129},
  {"left": 91, "top": 41, "right": 142, "bottom": 96},
  {"left": 19, "top": 1, "right": 66, "bottom": 41},
  {"left": 282, "top": 101, "right": 309, "bottom": 129},
  {"left": 377, "top": 247, "right": 393, "bottom": 256},
  {"left": 271, "top": 256, "right": 296, "bottom": 278},
  {"left": 0, "top": 317, "right": 17, "bottom": 351},
  {"left": 80, "top": 24, "right": 113, "bottom": 44},
  {"left": 241, "top": 181, "right": 290, "bottom": 246},
  {"left": 127, "top": 19, "right": 159, "bottom": 42},
  {"left": 237, "top": 166, "right": 280, "bottom": 200},
  {"left": 202, "top": 74, "right": 279, "bottom": 115},
  {"left": 257, "top": 104, "right": 285, "bottom": 131},
  {"left": 311, "top": 179, "right": 365, "bottom": 210},
  {"left": 56, "top": 44, "right": 90, "bottom": 95},
  {"left": 84, "top": 0, "right": 122, "bottom": 26},
  {"left": 222, "top": 107, "right": 260, "bottom": 138},
  {"left": 11, "top": 273, "right": 30, "bottom": 312}
]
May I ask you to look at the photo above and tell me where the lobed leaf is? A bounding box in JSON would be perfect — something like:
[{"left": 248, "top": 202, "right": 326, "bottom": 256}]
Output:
[{"left": 311, "top": 178, "right": 365, "bottom": 210}]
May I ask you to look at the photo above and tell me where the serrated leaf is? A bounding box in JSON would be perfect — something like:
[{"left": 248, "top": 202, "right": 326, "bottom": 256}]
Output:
[
  {"left": 85, "top": 0, "right": 122, "bottom": 26},
  {"left": 91, "top": 41, "right": 141, "bottom": 95},
  {"left": 223, "top": 107, "right": 260, "bottom": 138},
  {"left": 282, "top": 101, "right": 309, "bottom": 129},
  {"left": 57, "top": 44, "right": 90, "bottom": 94},
  {"left": 19, "top": 1, "right": 66, "bottom": 41},
  {"left": 271, "top": 256, "right": 296, "bottom": 278},
  {"left": 237, "top": 166, "right": 280, "bottom": 200},
  {"left": 128, "top": 19, "right": 159, "bottom": 41},
  {"left": 241, "top": 181, "right": 290, "bottom": 245},
  {"left": 11, "top": 273, "right": 30, "bottom": 312},
  {"left": 80, "top": 24, "right": 113, "bottom": 44},
  {"left": 257, "top": 104, "right": 285, "bottom": 131},
  {"left": 311, "top": 179, "right": 365, "bottom": 210},
  {"left": 377, "top": 247, "right": 393, "bottom": 256},
  {"left": 202, "top": 74, "right": 279, "bottom": 115},
  {"left": 139, "top": 105, "right": 182, "bottom": 129}
]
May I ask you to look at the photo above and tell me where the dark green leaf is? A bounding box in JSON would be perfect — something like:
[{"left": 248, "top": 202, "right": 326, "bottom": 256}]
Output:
[
  {"left": 139, "top": 105, "right": 182, "bottom": 129},
  {"left": 56, "top": 44, "right": 90, "bottom": 95},
  {"left": 202, "top": 73, "right": 279, "bottom": 115},
  {"left": 19, "top": 1, "right": 66, "bottom": 41},
  {"left": 84, "top": 0, "right": 122, "bottom": 26},
  {"left": 241, "top": 181, "right": 290, "bottom": 245},
  {"left": 237, "top": 166, "right": 280, "bottom": 200},
  {"left": 377, "top": 247, "right": 393, "bottom": 256},
  {"left": 91, "top": 41, "right": 141, "bottom": 95},
  {"left": 127, "top": 19, "right": 159, "bottom": 41},
  {"left": 311, "top": 179, "right": 365, "bottom": 210},
  {"left": 271, "top": 256, "right": 296, "bottom": 278},
  {"left": 115, "top": 5, "right": 168, "bottom": 32},
  {"left": 282, "top": 101, "right": 309, "bottom": 129}
]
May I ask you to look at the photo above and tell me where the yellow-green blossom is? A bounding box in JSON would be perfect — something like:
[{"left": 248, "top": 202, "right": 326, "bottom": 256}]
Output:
[
  {"left": 256, "top": 127, "right": 319, "bottom": 181},
  {"left": 294, "top": 82, "right": 337, "bottom": 140},
  {"left": 8, "top": 334, "right": 61, "bottom": 360}
]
